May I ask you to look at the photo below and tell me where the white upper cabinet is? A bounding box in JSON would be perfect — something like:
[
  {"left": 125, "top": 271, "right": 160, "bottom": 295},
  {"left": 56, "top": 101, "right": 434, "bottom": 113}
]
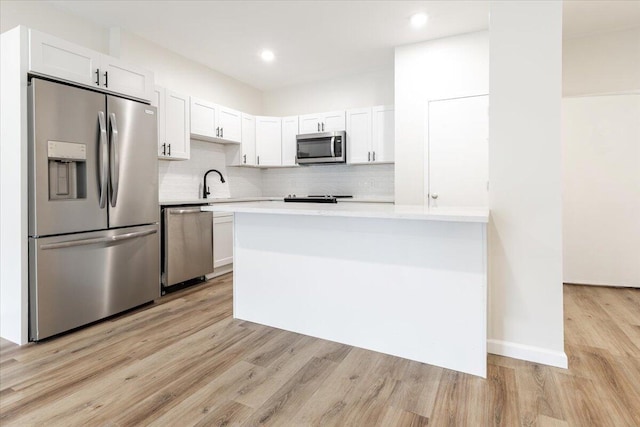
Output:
[
  {"left": 281, "top": 116, "right": 299, "bottom": 166},
  {"left": 99, "top": 55, "right": 154, "bottom": 102},
  {"left": 153, "top": 86, "right": 190, "bottom": 160},
  {"left": 190, "top": 97, "right": 218, "bottom": 140},
  {"left": 346, "top": 105, "right": 394, "bottom": 164},
  {"left": 190, "top": 97, "right": 241, "bottom": 144},
  {"left": 217, "top": 106, "right": 242, "bottom": 143},
  {"left": 240, "top": 113, "right": 256, "bottom": 166},
  {"left": 256, "top": 116, "right": 282, "bottom": 167},
  {"left": 298, "top": 110, "right": 346, "bottom": 134},
  {"left": 371, "top": 105, "right": 395, "bottom": 162},
  {"left": 29, "top": 29, "right": 153, "bottom": 102},
  {"left": 346, "top": 108, "right": 372, "bottom": 164}
]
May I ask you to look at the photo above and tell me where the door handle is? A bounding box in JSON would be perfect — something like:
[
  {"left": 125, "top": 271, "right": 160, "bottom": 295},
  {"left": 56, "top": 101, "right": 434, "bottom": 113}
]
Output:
[
  {"left": 109, "top": 113, "right": 120, "bottom": 207},
  {"left": 98, "top": 111, "right": 108, "bottom": 209},
  {"left": 41, "top": 229, "right": 157, "bottom": 250}
]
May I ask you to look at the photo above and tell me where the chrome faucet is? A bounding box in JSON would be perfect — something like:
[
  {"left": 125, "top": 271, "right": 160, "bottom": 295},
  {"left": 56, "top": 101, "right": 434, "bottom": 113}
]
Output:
[{"left": 203, "top": 169, "right": 225, "bottom": 198}]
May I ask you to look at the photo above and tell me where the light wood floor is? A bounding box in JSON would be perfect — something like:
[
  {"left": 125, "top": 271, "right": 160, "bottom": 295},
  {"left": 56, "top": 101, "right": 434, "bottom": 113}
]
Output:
[{"left": 1, "top": 276, "right": 639, "bottom": 426}]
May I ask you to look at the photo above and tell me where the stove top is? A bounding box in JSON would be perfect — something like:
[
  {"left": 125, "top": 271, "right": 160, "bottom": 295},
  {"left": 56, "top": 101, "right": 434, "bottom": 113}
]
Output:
[{"left": 284, "top": 195, "right": 353, "bottom": 204}]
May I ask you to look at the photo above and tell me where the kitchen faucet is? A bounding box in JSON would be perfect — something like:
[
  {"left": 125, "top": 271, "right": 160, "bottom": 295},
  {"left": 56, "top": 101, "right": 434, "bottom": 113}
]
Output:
[{"left": 203, "top": 169, "right": 226, "bottom": 198}]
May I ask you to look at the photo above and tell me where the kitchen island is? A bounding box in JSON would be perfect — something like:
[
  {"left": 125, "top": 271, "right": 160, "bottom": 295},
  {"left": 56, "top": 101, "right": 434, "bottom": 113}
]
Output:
[{"left": 202, "top": 202, "right": 489, "bottom": 377}]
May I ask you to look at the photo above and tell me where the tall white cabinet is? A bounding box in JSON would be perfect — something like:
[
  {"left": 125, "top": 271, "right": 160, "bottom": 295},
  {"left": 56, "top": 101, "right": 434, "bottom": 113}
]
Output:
[
  {"left": 153, "top": 86, "right": 190, "bottom": 160},
  {"left": 256, "top": 116, "right": 282, "bottom": 166}
]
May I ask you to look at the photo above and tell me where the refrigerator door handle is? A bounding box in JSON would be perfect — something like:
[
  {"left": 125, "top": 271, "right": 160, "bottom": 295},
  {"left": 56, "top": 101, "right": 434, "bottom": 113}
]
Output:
[
  {"left": 98, "top": 111, "right": 108, "bottom": 209},
  {"left": 109, "top": 112, "right": 120, "bottom": 207},
  {"left": 40, "top": 229, "right": 157, "bottom": 250}
]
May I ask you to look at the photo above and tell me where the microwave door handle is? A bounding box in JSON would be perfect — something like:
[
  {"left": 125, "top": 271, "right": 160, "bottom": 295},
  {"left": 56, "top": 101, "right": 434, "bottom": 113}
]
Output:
[
  {"left": 98, "top": 111, "right": 108, "bottom": 209},
  {"left": 109, "top": 113, "right": 120, "bottom": 207},
  {"left": 330, "top": 136, "right": 335, "bottom": 158}
]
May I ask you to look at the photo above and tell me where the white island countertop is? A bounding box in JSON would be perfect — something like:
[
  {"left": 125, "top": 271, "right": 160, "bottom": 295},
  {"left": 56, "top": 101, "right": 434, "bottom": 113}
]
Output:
[{"left": 201, "top": 201, "right": 489, "bottom": 223}]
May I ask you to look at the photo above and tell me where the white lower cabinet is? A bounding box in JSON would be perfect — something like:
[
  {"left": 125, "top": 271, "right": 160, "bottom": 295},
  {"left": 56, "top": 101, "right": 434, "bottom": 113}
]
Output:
[
  {"left": 256, "top": 116, "right": 282, "bottom": 167},
  {"left": 281, "top": 116, "right": 299, "bottom": 166},
  {"left": 213, "top": 213, "right": 233, "bottom": 269},
  {"left": 153, "top": 86, "right": 190, "bottom": 160},
  {"left": 346, "top": 105, "right": 394, "bottom": 164}
]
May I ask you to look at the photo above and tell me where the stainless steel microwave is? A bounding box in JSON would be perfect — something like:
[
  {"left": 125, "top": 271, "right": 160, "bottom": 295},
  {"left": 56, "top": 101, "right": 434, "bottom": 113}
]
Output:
[{"left": 296, "top": 131, "right": 346, "bottom": 165}]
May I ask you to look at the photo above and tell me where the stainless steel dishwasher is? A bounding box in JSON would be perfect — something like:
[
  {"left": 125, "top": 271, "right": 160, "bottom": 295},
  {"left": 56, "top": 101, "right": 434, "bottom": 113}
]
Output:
[{"left": 162, "top": 206, "right": 213, "bottom": 291}]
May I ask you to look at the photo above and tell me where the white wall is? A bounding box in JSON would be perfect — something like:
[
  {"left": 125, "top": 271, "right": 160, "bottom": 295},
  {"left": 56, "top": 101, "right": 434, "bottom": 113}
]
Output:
[
  {"left": 394, "top": 32, "right": 489, "bottom": 205},
  {"left": 562, "top": 95, "right": 640, "bottom": 288},
  {"left": 488, "top": 1, "right": 566, "bottom": 367},
  {"left": 563, "top": 27, "right": 640, "bottom": 96},
  {"left": 262, "top": 68, "right": 393, "bottom": 116}
]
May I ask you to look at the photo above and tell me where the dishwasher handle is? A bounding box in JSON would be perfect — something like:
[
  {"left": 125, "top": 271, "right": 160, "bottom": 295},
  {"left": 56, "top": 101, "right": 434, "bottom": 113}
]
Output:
[{"left": 168, "top": 208, "right": 207, "bottom": 215}]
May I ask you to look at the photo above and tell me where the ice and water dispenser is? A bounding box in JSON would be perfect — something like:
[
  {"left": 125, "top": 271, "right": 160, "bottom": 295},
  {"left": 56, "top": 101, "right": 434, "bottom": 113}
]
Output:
[{"left": 47, "top": 140, "right": 87, "bottom": 200}]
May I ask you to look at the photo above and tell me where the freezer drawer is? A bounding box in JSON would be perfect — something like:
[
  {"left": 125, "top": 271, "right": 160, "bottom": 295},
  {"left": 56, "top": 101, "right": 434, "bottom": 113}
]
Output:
[
  {"left": 163, "top": 207, "right": 213, "bottom": 287},
  {"left": 29, "top": 224, "right": 160, "bottom": 341}
]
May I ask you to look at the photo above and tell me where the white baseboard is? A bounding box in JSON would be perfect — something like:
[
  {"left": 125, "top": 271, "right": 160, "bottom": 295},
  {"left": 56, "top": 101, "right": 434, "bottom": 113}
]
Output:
[{"left": 488, "top": 339, "right": 568, "bottom": 368}]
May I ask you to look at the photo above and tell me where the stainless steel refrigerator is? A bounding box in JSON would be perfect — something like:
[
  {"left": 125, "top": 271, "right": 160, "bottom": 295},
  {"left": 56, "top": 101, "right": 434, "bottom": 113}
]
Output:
[{"left": 28, "top": 78, "right": 160, "bottom": 341}]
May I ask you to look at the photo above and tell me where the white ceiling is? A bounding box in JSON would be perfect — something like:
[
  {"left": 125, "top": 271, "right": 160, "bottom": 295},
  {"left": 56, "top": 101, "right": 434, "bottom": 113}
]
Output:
[{"left": 49, "top": 0, "right": 640, "bottom": 91}]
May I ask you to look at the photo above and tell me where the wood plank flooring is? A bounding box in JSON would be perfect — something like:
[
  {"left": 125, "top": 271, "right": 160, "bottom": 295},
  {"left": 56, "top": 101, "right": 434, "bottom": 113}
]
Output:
[{"left": 1, "top": 277, "right": 638, "bottom": 426}]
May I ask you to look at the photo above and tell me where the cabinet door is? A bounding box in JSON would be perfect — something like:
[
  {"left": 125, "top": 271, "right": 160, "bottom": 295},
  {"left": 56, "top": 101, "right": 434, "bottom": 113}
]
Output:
[
  {"left": 322, "top": 110, "right": 346, "bottom": 132},
  {"left": 281, "top": 116, "right": 299, "bottom": 166},
  {"left": 213, "top": 214, "right": 234, "bottom": 268},
  {"left": 164, "top": 90, "right": 190, "bottom": 160},
  {"left": 218, "top": 106, "right": 242, "bottom": 143},
  {"left": 256, "top": 116, "right": 282, "bottom": 166},
  {"left": 241, "top": 113, "right": 256, "bottom": 165},
  {"left": 346, "top": 108, "right": 372, "bottom": 164},
  {"left": 152, "top": 86, "right": 166, "bottom": 157},
  {"left": 99, "top": 55, "right": 154, "bottom": 102},
  {"left": 190, "top": 97, "right": 218, "bottom": 139},
  {"left": 299, "top": 114, "right": 322, "bottom": 134},
  {"left": 371, "top": 105, "right": 395, "bottom": 162},
  {"left": 29, "top": 29, "right": 101, "bottom": 88}
]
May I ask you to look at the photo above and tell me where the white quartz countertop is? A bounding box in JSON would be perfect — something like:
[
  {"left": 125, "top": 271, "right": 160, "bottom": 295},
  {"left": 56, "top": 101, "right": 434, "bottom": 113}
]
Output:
[
  {"left": 201, "top": 201, "right": 489, "bottom": 223},
  {"left": 160, "top": 196, "right": 394, "bottom": 206}
]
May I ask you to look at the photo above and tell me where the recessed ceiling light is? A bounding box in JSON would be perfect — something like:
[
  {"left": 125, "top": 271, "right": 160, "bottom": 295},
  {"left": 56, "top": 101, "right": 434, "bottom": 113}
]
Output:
[
  {"left": 261, "top": 50, "right": 275, "bottom": 62},
  {"left": 410, "top": 13, "right": 428, "bottom": 28}
]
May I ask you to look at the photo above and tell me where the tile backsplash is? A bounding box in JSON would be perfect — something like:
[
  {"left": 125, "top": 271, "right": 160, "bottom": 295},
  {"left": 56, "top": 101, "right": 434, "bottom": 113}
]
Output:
[
  {"left": 262, "top": 163, "right": 394, "bottom": 197},
  {"left": 158, "top": 140, "right": 394, "bottom": 200}
]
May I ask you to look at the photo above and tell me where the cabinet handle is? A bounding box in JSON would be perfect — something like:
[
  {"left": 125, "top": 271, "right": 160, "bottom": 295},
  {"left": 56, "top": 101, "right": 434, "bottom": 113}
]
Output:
[
  {"left": 372, "top": 151, "right": 376, "bottom": 162},
  {"left": 322, "top": 122, "right": 325, "bottom": 132},
  {"left": 95, "top": 68, "right": 100, "bottom": 86},
  {"left": 257, "top": 155, "right": 260, "bottom": 165},
  {"left": 168, "top": 144, "right": 171, "bottom": 156},
  {"left": 216, "top": 127, "right": 220, "bottom": 137},
  {"left": 368, "top": 151, "right": 371, "bottom": 162},
  {"left": 317, "top": 122, "right": 320, "bottom": 132},
  {"left": 161, "top": 143, "right": 166, "bottom": 156},
  {"left": 243, "top": 154, "right": 246, "bottom": 164},
  {"left": 221, "top": 127, "right": 224, "bottom": 138},
  {"left": 103, "top": 71, "right": 108, "bottom": 87}
]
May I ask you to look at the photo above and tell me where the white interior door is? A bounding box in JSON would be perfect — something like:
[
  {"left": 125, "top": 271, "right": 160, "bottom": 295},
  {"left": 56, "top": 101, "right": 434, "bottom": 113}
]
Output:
[{"left": 428, "top": 95, "right": 489, "bottom": 208}]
